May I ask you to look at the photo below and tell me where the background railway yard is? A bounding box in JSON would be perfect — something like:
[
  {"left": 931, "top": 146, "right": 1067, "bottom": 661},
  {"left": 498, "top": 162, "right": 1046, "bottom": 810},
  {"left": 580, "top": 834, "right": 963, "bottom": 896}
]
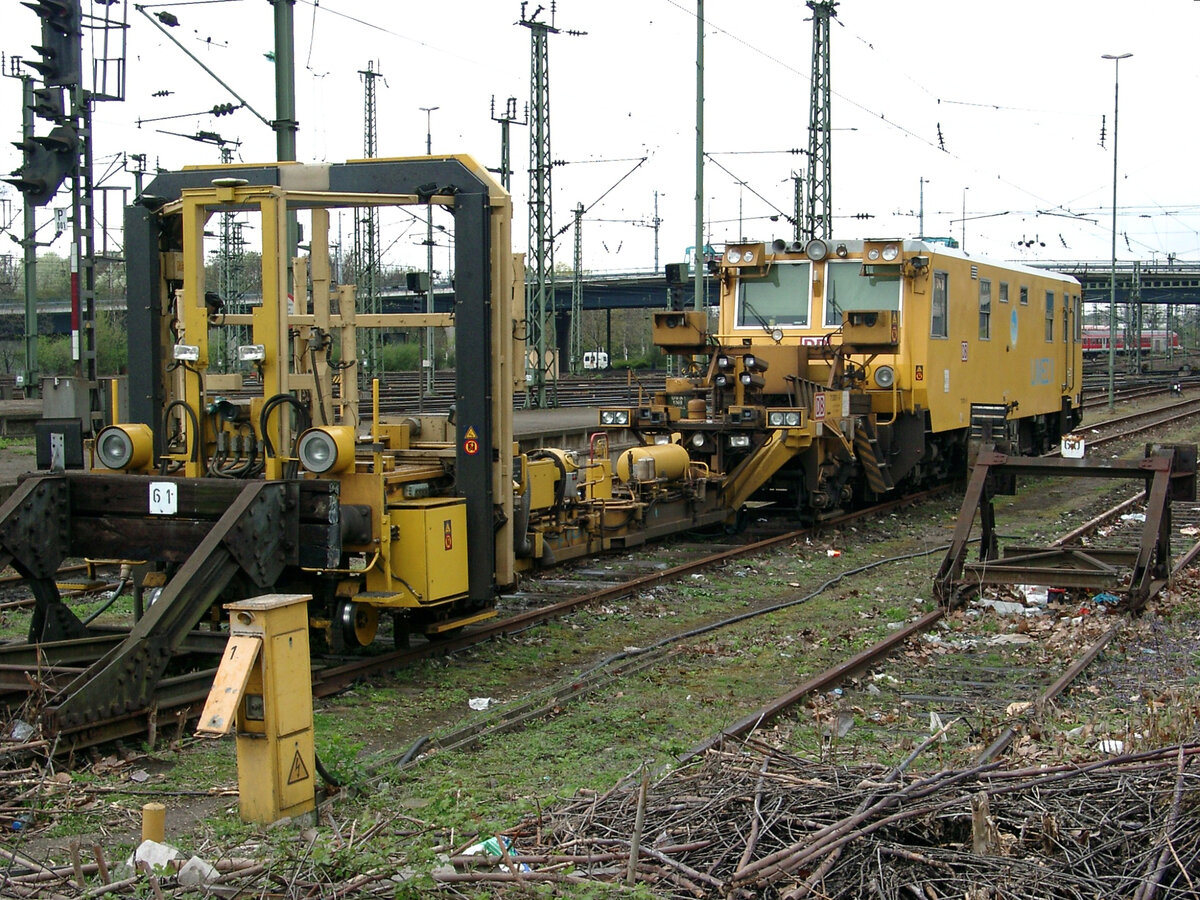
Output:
[{"left": 1, "top": 386, "right": 1200, "bottom": 898}]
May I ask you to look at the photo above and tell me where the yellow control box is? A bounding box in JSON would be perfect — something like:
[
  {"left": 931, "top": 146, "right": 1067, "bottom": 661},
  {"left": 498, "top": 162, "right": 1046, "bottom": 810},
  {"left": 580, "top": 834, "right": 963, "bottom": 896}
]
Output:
[
  {"left": 388, "top": 498, "right": 469, "bottom": 603},
  {"left": 196, "top": 593, "right": 315, "bottom": 825}
]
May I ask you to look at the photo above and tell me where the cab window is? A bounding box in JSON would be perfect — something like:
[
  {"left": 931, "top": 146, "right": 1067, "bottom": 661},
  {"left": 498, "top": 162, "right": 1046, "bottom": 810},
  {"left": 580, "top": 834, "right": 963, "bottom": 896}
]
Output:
[
  {"left": 824, "top": 260, "right": 901, "bottom": 328},
  {"left": 737, "top": 261, "right": 811, "bottom": 328}
]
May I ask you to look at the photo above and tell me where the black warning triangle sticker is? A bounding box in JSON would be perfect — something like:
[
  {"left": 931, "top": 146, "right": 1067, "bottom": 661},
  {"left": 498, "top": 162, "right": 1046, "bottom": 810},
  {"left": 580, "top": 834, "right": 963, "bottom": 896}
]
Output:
[{"left": 287, "top": 748, "right": 310, "bottom": 784}]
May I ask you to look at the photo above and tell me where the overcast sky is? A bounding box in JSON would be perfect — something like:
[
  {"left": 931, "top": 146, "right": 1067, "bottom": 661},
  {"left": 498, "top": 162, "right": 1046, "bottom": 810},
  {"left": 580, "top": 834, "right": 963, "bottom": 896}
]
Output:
[{"left": 2, "top": 0, "right": 1197, "bottom": 277}]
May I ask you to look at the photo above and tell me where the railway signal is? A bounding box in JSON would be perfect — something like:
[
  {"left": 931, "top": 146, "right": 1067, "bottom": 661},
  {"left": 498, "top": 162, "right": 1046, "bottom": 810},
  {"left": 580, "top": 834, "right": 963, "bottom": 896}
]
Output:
[
  {"left": 6, "top": 124, "right": 78, "bottom": 207},
  {"left": 23, "top": 0, "right": 83, "bottom": 87}
]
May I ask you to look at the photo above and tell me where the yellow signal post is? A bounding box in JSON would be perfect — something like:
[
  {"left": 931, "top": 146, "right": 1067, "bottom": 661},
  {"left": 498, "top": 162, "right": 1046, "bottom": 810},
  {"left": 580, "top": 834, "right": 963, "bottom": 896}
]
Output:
[{"left": 196, "top": 594, "right": 315, "bottom": 825}]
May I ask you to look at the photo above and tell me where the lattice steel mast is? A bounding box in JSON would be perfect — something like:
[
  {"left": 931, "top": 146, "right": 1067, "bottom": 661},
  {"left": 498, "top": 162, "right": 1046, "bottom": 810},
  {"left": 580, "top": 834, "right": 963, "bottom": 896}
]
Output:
[
  {"left": 805, "top": 0, "right": 837, "bottom": 240},
  {"left": 356, "top": 61, "right": 382, "bottom": 380},
  {"left": 520, "top": 1, "right": 581, "bottom": 407}
]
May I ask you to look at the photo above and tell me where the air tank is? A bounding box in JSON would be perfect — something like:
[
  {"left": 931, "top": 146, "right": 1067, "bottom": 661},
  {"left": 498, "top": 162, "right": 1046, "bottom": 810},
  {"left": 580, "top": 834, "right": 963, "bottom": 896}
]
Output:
[{"left": 617, "top": 443, "right": 691, "bottom": 483}]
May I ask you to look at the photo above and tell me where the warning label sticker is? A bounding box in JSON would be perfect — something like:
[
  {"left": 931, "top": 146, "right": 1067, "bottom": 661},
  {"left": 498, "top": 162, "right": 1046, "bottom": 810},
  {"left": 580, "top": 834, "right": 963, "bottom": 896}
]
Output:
[{"left": 287, "top": 748, "right": 310, "bottom": 784}]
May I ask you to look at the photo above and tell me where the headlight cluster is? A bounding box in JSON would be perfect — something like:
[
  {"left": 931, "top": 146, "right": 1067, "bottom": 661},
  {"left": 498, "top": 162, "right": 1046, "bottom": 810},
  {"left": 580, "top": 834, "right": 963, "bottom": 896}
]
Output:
[
  {"left": 767, "top": 410, "right": 803, "bottom": 428},
  {"left": 865, "top": 242, "right": 901, "bottom": 262},
  {"left": 600, "top": 409, "right": 630, "bottom": 426}
]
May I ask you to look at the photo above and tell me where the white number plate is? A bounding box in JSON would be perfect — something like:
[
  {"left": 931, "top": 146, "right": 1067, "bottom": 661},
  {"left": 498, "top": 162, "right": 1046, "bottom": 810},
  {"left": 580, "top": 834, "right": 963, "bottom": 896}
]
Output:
[
  {"left": 1061, "top": 435, "right": 1085, "bottom": 459},
  {"left": 149, "top": 482, "right": 178, "bottom": 515}
]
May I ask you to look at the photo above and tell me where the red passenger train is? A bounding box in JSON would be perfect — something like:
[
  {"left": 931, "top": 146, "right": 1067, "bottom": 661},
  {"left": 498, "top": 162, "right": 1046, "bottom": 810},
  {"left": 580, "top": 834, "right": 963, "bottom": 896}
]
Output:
[{"left": 1081, "top": 325, "right": 1181, "bottom": 357}]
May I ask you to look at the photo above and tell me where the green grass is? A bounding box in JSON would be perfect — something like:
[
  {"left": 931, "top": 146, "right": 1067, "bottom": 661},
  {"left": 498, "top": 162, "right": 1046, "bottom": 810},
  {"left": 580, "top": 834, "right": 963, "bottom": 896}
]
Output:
[{"left": 0, "top": 436, "right": 35, "bottom": 454}]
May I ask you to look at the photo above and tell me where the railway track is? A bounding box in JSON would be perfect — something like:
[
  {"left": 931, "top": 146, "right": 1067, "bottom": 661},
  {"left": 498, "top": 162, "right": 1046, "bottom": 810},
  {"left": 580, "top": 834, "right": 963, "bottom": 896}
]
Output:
[
  {"left": 2, "top": 409, "right": 1198, "bottom": 898},
  {"left": 415, "top": 463, "right": 1200, "bottom": 897},
  {"left": 231, "top": 369, "right": 669, "bottom": 418},
  {"left": 3, "top": 397, "right": 1200, "bottom": 758}
]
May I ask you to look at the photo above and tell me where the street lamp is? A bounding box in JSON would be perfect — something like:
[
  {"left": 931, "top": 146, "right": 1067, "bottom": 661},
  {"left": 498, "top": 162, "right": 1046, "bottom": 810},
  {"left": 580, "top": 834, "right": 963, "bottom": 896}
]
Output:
[
  {"left": 419, "top": 106, "right": 439, "bottom": 396},
  {"left": 1102, "top": 53, "right": 1131, "bottom": 412}
]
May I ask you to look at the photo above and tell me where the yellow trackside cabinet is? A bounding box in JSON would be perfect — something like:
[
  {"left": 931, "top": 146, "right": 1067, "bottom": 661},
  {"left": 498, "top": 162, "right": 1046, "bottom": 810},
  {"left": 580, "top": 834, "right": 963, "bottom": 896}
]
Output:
[
  {"left": 388, "top": 498, "right": 470, "bottom": 603},
  {"left": 196, "top": 594, "right": 315, "bottom": 825}
]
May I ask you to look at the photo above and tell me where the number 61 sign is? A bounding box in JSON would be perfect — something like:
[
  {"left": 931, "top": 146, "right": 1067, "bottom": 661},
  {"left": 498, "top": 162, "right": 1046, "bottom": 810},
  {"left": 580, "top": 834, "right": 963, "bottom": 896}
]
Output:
[{"left": 149, "top": 482, "right": 178, "bottom": 515}]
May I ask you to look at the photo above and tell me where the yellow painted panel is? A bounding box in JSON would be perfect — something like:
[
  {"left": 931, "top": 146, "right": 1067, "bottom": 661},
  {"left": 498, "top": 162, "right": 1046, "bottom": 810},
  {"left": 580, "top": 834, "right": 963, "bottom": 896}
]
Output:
[
  {"left": 527, "top": 459, "right": 559, "bottom": 510},
  {"left": 424, "top": 503, "right": 469, "bottom": 600},
  {"left": 267, "top": 629, "right": 313, "bottom": 737},
  {"left": 196, "top": 634, "right": 261, "bottom": 735},
  {"left": 389, "top": 499, "right": 469, "bottom": 603},
  {"left": 275, "top": 732, "right": 316, "bottom": 818}
]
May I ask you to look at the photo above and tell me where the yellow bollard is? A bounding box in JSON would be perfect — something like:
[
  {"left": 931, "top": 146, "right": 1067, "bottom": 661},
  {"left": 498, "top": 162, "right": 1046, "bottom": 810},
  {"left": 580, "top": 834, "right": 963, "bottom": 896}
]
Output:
[{"left": 141, "top": 802, "right": 165, "bottom": 843}]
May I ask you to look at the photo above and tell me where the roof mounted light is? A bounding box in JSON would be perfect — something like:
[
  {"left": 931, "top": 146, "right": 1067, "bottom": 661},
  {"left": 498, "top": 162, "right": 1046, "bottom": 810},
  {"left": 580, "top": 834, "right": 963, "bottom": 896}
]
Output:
[{"left": 804, "top": 239, "right": 828, "bottom": 262}]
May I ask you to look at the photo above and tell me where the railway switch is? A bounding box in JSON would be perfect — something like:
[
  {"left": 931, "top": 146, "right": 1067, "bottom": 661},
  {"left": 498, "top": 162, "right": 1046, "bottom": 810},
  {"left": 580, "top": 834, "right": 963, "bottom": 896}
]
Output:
[{"left": 197, "top": 594, "right": 315, "bottom": 825}]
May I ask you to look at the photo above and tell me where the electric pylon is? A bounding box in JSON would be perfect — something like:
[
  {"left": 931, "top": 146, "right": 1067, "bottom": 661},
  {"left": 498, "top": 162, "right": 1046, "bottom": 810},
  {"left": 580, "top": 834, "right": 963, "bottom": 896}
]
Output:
[
  {"left": 520, "top": 1, "right": 582, "bottom": 407},
  {"left": 356, "top": 61, "right": 383, "bottom": 382},
  {"left": 805, "top": 0, "right": 837, "bottom": 240}
]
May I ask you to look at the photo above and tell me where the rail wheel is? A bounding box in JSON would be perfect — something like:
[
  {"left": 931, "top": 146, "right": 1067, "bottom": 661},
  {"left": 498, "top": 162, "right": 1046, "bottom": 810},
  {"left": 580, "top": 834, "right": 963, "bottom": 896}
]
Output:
[{"left": 336, "top": 600, "right": 379, "bottom": 648}]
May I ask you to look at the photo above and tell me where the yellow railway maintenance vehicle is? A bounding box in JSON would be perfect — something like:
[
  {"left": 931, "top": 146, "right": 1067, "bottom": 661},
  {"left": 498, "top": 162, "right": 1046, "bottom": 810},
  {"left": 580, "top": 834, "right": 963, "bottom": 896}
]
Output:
[
  {"left": 0, "top": 156, "right": 728, "bottom": 743},
  {"left": 0, "top": 156, "right": 1081, "bottom": 745},
  {"left": 599, "top": 237, "right": 1083, "bottom": 519}
]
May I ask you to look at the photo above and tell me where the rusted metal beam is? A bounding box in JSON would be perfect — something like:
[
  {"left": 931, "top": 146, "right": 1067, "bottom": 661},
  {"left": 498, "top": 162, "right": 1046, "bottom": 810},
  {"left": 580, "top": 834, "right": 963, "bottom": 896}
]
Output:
[{"left": 935, "top": 443, "right": 1196, "bottom": 608}]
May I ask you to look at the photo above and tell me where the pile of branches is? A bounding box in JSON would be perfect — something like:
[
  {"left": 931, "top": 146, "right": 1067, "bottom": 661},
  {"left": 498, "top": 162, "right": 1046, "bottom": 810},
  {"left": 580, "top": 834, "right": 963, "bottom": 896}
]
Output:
[{"left": 439, "top": 737, "right": 1200, "bottom": 898}]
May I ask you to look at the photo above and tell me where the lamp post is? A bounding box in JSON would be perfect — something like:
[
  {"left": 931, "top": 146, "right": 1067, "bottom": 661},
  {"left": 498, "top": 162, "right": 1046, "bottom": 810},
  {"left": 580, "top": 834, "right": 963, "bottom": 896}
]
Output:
[
  {"left": 1102, "top": 53, "right": 1131, "bottom": 412},
  {"left": 420, "top": 105, "right": 438, "bottom": 396}
]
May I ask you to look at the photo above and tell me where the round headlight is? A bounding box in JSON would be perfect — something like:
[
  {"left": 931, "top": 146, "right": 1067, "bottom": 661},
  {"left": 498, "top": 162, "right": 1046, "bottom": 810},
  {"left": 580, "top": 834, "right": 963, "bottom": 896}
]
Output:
[
  {"left": 691, "top": 432, "right": 708, "bottom": 448},
  {"left": 771, "top": 327, "right": 784, "bottom": 343},
  {"left": 601, "top": 411, "right": 615, "bottom": 425},
  {"left": 726, "top": 249, "right": 742, "bottom": 264},
  {"left": 298, "top": 426, "right": 356, "bottom": 474},
  {"left": 95, "top": 423, "right": 154, "bottom": 471},
  {"left": 881, "top": 243, "right": 900, "bottom": 261},
  {"left": 874, "top": 365, "right": 896, "bottom": 389},
  {"left": 785, "top": 411, "right": 801, "bottom": 426},
  {"left": 768, "top": 412, "right": 784, "bottom": 427},
  {"left": 96, "top": 427, "right": 134, "bottom": 469},
  {"left": 867, "top": 247, "right": 880, "bottom": 261},
  {"left": 804, "top": 239, "right": 828, "bottom": 262}
]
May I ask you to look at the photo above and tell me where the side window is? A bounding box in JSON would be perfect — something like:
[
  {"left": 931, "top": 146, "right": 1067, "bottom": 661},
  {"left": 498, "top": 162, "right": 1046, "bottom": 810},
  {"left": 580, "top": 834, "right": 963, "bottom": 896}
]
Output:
[
  {"left": 931, "top": 271, "right": 948, "bottom": 338},
  {"left": 1019, "top": 285, "right": 1029, "bottom": 306},
  {"left": 1044, "top": 290, "right": 1055, "bottom": 342},
  {"left": 979, "top": 279, "right": 991, "bottom": 340},
  {"left": 999, "top": 282, "right": 1009, "bottom": 303}
]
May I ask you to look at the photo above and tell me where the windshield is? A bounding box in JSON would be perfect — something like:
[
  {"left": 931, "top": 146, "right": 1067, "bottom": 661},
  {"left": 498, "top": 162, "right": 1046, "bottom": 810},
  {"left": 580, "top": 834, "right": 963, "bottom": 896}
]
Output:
[
  {"left": 823, "top": 261, "right": 901, "bottom": 327},
  {"left": 736, "top": 261, "right": 811, "bottom": 328}
]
